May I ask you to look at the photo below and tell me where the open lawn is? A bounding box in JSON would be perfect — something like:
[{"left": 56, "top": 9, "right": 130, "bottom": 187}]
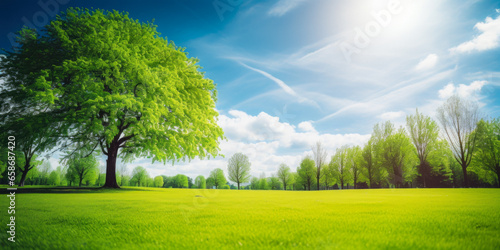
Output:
[{"left": 1, "top": 188, "right": 499, "bottom": 249}]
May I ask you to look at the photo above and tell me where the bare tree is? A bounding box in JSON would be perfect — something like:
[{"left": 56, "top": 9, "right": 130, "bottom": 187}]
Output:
[
  {"left": 312, "top": 141, "right": 328, "bottom": 190},
  {"left": 436, "top": 95, "right": 480, "bottom": 187}
]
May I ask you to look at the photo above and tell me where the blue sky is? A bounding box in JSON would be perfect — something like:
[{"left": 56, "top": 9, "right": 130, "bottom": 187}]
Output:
[{"left": 1, "top": 0, "right": 500, "bottom": 179}]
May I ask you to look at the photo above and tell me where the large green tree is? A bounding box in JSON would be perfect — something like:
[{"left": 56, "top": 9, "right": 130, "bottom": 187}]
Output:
[
  {"left": 276, "top": 163, "right": 292, "bottom": 190},
  {"left": 227, "top": 152, "right": 251, "bottom": 189},
  {"left": 474, "top": 118, "right": 500, "bottom": 187},
  {"left": 372, "top": 121, "right": 417, "bottom": 188},
  {"left": 330, "top": 146, "right": 351, "bottom": 189},
  {"left": 347, "top": 145, "right": 363, "bottom": 189},
  {"left": 1, "top": 8, "right": 223, "bottom": 188},
  {"left": 297, "top": 156, "right": 316, "bottom": 190},
  {"left": 361, "top": 138, "right": 383, "bottom": 188},
  {"left": 209, "top": 168, "right": 226, "bottom": 189},
  {"left": 153, "top": 176, "right": 164, "bottom": 187},
  {"left": 173, "top": 174, "right": 188, "bottom": 188},
  {"left": 194, "top": 175, "right": 206, "bottom": 189},
  {"left": 406, "top": 109, "right": 440, "bottom": 187}
]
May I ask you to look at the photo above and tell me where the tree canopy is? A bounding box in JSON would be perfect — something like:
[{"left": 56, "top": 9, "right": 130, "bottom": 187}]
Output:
[
  {"left": 0, "top": 8, "right": 224, "bottom": 188},
  {"left": 227, "top": 152, "right": 251, "bottom": 189}
]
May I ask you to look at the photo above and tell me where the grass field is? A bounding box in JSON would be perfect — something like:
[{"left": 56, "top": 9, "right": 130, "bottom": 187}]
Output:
[{"left": 1, "top": 188, "right": 499, "bottom": 249}]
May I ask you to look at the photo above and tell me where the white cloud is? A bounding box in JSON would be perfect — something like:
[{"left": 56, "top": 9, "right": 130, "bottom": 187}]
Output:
[
  {"left": 457, "top": 80, "right": 487, "bottom": 98},
  {"left": 298, "top": 121, "right": 316, "bottom": 132},
  {"left": 104, "top": 110, "right": 371, "bottom": 180},
  {"left": 415, "top": 54, "right": 438, "bottom": 71},
  {"left": 438, "top": 83, "right": 456, "bottom": 99},
  {"left": 268, "top": 0, "right": 307, "bottom": 17},
  {"left": 450, "top": 14, "right": 500, "bottom": 53},
  {"left": 438, "top": 80, "right": 487, "bottom": 99},
  {"left": 378, "top": 111, "right": 406, "bottom": 121},
  {"left": 219, "top": 110, "right": 370, "bottom": 150}
]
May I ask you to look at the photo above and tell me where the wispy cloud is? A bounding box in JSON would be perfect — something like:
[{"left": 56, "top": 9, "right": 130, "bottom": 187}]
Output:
[
  {"left": 238, "top": 62, "right": 318, "bottom": 107},
  {"left": 268, "top": 0, "right": 307, "bottom": 17},
  {"left": 316, "top": 68, "right": 455, "bottom": 122},
  {"left": 415, "top": 54, "right": 439, "bottom": 71}
]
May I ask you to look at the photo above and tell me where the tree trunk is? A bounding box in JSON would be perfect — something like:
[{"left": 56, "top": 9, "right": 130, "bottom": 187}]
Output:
[
  {"left": 462, "top": 164, "right": 468, "bottom": 188},
  {"left": 103, "top": 144, "right": 120, "bottom": 188},
  {"left": 496, "top": 168, "right": 500, "bottom": 188},
  {"left": 317, "top": 177, "right": 320, "bottom": 191},
  {"left": 18, "top": 163, "right": 30, "bottom": 187},
  {"left": 237, "top": 183, "right": 240, "bottom": 190},
  {"left": 79, "top": 178, "right": 83, "bottom": 187}
]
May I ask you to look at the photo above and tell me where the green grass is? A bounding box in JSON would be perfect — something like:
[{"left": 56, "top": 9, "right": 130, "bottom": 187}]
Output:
[{"left": 1, "top": 188, "right": 499, "bottom": 249}]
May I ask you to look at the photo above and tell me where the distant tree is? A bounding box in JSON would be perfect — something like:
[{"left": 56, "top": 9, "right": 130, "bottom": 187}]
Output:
[
  {"left": 209, "top": 168, "right": 226, "bottom": 189},
  {"left": 48, "top": 171, "right": 60, "bottom": 186},
  {"left": 131, "top": 166, "right": 149, "bottom": 187},
  {"left": 259, "top": 173, "right": 269, "bottom": 190},
  {"left": 270, "top": 175, "right": 282, "bottom": 190},
  {"left": 406, "top": 109, "right": 440, "bottom": 187},
  {"left": 119, "top": 165, "right": 129, "bottom": 187},
  {"left": 292, "top": 172, "right": 304, "bottom": 190},
  {"left": 195, "top": 175, "right": 206, "bottom": 189},
  {"left": 250, "top": 176, "right": 259, "bottom": 190},
  {"left": 173, "top": 174, "right": 189, "bottom": 188},
  {"left": 228, "top": 182, "right": 237, "bottom": 189},
  {"left": 373, "top": 121, "right": 417, "bottom": 188},
  {"left": 437, "top": 95, "right": 480, "bottom": 187},
  {"left": 64, "top": 153, "right": 99, "bottom": 187},
  {"left": 154, "top": 176, "right": 164, "bottom": 187},
  {"left": 227, "top": 153, "right": 251, "bottom": 189},
  {"left": 187, "top": 177, "right": 194, "bottom": 188},
  {"left": 277, "top": 163, "right": 292, "bottom": 190},
  {"left": 347, "top": 146, "right": 363, "bottom": 189},
  {"left": 361, "top": 139, "right": 377, "bottom": 188},
  {"left": 287, "top": 172, "right": 296, "bottom": 190},
  {"left": 146, "top": 177, "right": 154, "bottom": 187},
  {"left": 330, "top": 146, "right": 351, "bottom": 189},
  {"left": 206, "top": 177, "right": 215, "bottom": 189},
  {"left": 312, "top": 141, "right": 328, "bottom": 190},
  {"left": 474, "top": 118, "right": 500, "bottom": 187},
  {"left": 297, "top": 156, "right": 316, "bottom": 190},
  {"left": 121, "top": 175, "right": 131, "bottom": 186}
]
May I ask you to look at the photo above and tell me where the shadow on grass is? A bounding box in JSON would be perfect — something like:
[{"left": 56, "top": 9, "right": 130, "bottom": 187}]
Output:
[{"left": 0, "top": 186, "right": 154, "bottom": 194}]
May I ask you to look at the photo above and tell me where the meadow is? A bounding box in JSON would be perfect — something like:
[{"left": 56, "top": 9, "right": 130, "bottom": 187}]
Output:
[{"left": 1, "top": 188, "right": 499, "bottom": 249}]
